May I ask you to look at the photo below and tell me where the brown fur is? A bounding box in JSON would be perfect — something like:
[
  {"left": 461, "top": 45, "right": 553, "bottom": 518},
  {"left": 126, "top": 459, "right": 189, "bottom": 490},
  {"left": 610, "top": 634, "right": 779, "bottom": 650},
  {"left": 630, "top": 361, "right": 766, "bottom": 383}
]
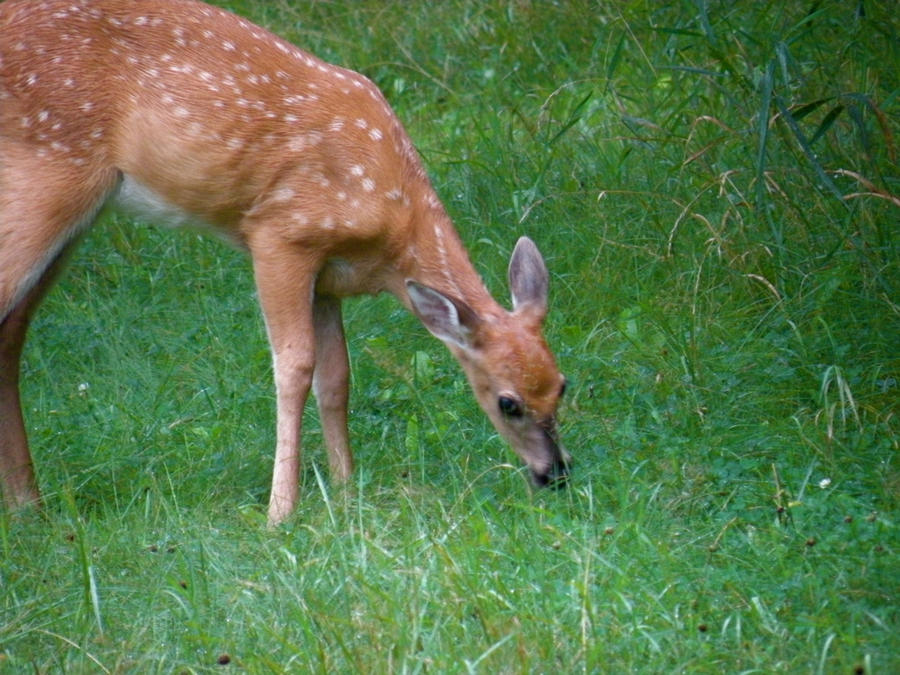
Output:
[{"left": 0, "top": 0, "right": 567, "bottom": 525}]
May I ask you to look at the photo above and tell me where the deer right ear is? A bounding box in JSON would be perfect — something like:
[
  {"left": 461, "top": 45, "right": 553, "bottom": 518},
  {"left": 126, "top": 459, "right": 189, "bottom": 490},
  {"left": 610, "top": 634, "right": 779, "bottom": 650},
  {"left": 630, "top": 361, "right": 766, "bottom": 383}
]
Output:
[
  {"left": 406, "top": 281, "right": 481, "bottom": 351},
  {"left": 508, "top": 236, "right": 548, "bottom": 320}
]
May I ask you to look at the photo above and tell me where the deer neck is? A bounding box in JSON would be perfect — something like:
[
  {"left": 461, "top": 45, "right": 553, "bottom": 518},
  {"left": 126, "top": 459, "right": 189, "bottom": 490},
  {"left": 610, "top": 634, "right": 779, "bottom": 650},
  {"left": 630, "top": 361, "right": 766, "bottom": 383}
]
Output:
[{"left": 395, "top": 196, "right": 501, "bottom": 320}]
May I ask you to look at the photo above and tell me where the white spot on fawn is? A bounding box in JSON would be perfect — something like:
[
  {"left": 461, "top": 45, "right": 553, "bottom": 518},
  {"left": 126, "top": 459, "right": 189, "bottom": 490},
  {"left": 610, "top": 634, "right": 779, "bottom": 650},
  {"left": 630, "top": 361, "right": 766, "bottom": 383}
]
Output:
[{"left": 271, "top": 187, "right": 295, "bottom": 202}]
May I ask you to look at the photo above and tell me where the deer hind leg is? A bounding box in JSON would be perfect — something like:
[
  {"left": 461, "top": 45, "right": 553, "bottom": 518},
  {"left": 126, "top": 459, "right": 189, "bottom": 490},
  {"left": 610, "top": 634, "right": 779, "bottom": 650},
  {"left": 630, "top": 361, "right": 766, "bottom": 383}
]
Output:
[
  {"left": 312, "top": 294, "right": 353, "bottom": 482},
  {"left": 0, "top": 241, "right": 82, "bottom": 508},
  {"left": 0, "top": 146, "right": 118, "bottom": 508}
]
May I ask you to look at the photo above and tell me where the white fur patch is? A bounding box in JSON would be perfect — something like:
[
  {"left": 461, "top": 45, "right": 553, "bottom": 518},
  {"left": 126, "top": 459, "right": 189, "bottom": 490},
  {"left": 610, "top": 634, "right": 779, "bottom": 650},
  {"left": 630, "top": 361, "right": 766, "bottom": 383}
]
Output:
[{"left": 114, "top": 175, "right": 199, "bottom": 229}]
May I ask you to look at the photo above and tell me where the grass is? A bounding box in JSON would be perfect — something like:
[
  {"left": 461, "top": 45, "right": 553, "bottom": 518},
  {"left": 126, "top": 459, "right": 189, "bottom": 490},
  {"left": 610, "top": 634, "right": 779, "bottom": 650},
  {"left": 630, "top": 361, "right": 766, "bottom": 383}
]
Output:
[{"left": 2, "top": 0, "right": 897, "bottom": 672}]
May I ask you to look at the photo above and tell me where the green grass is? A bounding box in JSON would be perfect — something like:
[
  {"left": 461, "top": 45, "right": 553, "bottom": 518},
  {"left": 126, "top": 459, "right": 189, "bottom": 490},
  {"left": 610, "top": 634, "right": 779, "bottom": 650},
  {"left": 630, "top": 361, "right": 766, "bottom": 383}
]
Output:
[{"left": 2, "top": 1, "right": 897, "bottom": 672}]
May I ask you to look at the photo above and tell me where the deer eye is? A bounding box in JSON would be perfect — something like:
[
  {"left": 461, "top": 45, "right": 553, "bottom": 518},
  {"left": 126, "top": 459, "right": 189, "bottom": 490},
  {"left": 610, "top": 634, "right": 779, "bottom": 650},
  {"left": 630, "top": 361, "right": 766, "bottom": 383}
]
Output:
[{"left": 498, "top": 395, "right": 524, "bottom": 419}]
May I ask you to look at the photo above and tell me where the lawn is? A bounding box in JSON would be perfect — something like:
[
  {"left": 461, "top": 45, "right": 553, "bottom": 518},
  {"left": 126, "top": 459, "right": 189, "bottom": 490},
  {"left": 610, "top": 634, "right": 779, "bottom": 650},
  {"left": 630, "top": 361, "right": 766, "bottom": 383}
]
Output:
[{"left": 2, "top": 1, "right": 897, "bottom": 672}]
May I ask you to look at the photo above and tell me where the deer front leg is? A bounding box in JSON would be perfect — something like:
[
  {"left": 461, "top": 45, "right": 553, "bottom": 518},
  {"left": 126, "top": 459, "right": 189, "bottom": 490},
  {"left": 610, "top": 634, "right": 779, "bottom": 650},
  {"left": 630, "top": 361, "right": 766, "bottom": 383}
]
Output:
[
  {"left": 250, "top": 241, "right": 319, "bottom": 527},
  {"left": 312, "top": 294, "right": 353, "bottom": 482}
]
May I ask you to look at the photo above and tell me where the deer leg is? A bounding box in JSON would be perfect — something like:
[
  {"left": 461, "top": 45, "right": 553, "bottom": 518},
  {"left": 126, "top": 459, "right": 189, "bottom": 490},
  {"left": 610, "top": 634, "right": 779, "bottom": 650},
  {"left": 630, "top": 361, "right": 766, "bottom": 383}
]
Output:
[
  {"left": 312, "top": 293, "right": 353, "bottom": 482},
  {"left": 249, "top": 236, "right": 320, "bottom": 526},
  {"left": 0, "top": 148, "right": 117, "bottom": 509},
  {"left": 0, "top": 237, "right": 89, "bottom": 508},
  {"left": 0, "top": 259, "right": 67, "bottom": 509},
  {"left": 0, "top": 302, "right": 37, "bottom": 508}
]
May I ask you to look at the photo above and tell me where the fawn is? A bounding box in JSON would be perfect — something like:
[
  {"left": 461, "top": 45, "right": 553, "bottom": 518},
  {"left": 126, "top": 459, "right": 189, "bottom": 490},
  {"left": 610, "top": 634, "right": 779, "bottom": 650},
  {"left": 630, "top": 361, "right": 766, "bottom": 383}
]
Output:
[{"left": 0, "top": 0, "right": 569, "bottom": 525}]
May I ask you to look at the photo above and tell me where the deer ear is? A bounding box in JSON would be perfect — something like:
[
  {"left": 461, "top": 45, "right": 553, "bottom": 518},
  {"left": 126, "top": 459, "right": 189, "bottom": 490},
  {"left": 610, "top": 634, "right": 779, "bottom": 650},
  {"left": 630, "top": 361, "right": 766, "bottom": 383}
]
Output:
[
  {"left": 406, "top": 281, "right": 481, "bottom": 350},
  {"left": 508, "top": 236, "right": 548, "bottom": 320}
]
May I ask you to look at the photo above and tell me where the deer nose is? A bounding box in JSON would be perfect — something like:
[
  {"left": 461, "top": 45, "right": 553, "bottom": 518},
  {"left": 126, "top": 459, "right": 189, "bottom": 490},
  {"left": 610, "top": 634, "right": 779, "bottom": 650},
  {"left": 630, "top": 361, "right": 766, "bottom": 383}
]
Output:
[
  {"left": 531, "top": 454, "right": 570, "bottom": 489},
  {"left": 530, "top": 423, "right": 569, "bottom": 488}
]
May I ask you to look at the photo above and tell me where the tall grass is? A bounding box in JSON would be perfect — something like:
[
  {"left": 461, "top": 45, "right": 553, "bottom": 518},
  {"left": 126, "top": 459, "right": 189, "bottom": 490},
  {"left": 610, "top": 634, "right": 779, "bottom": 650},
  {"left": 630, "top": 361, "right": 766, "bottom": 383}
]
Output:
[{"left": 2, "top": 1, "right": 896, "bottom": 672}]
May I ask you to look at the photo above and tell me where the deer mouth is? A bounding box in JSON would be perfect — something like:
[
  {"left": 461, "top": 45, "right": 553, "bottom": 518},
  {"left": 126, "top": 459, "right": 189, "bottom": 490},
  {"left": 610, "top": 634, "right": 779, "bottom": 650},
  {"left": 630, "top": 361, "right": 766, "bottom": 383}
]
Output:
[
  {"left": 529, "top": 424, "right": 570, "bottom": 488},
  {"left": 531, "top": 456, "right": 570, "bottom": 489}
]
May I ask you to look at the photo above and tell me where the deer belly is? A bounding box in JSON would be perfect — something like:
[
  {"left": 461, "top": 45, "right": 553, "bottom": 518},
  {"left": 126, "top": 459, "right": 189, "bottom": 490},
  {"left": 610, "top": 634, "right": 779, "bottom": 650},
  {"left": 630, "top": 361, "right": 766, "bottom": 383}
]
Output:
[{"left": 114, "top": 174, "right": 245, "bottom": 247}]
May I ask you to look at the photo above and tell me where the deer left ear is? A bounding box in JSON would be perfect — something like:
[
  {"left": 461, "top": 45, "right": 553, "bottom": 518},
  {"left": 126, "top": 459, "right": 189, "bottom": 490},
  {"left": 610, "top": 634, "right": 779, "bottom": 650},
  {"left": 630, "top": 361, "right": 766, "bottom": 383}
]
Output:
[
  {"left": 508, "top": 236, "right": 548, "bottom": 320},
  {"left": 406, "top": 280, "right": 482, "bottom": 350}
]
